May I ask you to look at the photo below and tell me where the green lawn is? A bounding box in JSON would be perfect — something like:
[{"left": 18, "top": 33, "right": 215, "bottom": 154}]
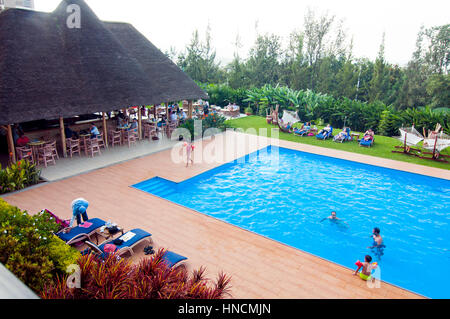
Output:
[{"left": 225, "top": 116, "right": 450, "bottom": 170}]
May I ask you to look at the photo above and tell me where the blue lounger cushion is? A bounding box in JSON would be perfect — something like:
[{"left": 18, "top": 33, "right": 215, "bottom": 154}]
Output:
[
  {"left": 359, "top": 139, "right": 373, "bottom": 146},
  {"left": 98, "top": 228, "right": 152, "bottom": 251},
  {"left": 162, "top": 251, "right": 188, "bottom": 268},
  {"left": 57, "top": 218, "right": 106, "bottom": 242}
]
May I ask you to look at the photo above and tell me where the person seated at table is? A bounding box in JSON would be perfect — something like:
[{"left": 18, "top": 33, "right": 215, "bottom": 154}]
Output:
[
  {"left": 90, "top": 123, "right": 100, "bottom": 139},
  {"left": 169, "top": 110, "right": 178, "bottom": 123},
  {"left": 118, "top": 112, "right": 130, "bottom": 127},
  {"left": 129, "top": 118, "right": 138, "bottom": 131},
  {"left": 65, "top": 125, "right": 78, "bottom": 139},
  {"left": 157, "top": 117, "right": 165, "bottom": 128},
  {"left": 16, "top": 132, "right": 30, "bottom": 147},
  {"left": 203, "top": 101, "right": 210, "bottom": 115},
  {"left": 180, "top": 109, "right": 187, "bottom": 121}
]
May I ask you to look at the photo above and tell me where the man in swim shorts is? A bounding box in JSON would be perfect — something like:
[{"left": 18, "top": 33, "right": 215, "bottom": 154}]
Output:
[
  {"left": 368, "top": 227, "right": 385, "bottom": 258},
  {"left": 354, "top": 255, "right": 373, "bottom": 281}
]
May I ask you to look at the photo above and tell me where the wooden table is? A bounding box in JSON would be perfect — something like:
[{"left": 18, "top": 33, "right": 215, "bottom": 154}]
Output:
[
  {"left": 27, "top": 140, "right": 46, "bottom": 163},
  {"left": 351, "top": 133, "right": 360, "bottom": 141},
  {"left": 94, "top": 225, "right": 124, "bottom": 244},
  {"left": 118, "top": 126, "right": 131, "bottom": 143},
  {"left": 79, "top": 134, "right": 91, "bottom": 156}
]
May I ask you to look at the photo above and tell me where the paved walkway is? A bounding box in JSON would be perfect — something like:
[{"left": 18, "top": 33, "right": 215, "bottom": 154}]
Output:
[
  {"left": 4, "top": 131, "right": 439, "bottom": 298},
  {"left": 39, "top": 136, "right": 178, "bottom": 182}
]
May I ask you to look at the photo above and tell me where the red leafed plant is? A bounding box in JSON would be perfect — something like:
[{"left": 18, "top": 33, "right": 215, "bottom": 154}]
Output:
[{"left": 41, "top": 248, "right": 232, "bottom": 299}]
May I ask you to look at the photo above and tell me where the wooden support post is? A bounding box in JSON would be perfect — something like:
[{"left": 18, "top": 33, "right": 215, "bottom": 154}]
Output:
[
  {"left": 6, "top": 124, "right": 16, "bottom": 163},
  {"left": 165, "top": 102, "right": 169, "bottom": 119},
  {"left": 59, "top": 117, "right": 67, "bottom": 158},
  {"left": 102, "top": 112, "right": 108, "bottom": 147},
  {"left": 138, "top": 106, "right": 143, "bottom": 140},
  {"left": 188, "top": 100, "right": 193, "bottom": 119}
]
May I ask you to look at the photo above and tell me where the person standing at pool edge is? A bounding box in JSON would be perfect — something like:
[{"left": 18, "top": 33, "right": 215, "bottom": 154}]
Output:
[{"left": 185, "top": 140, "right": 194, "bottom": 167}]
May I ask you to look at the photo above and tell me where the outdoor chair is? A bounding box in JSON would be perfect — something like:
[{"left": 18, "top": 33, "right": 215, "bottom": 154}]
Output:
[
  {"left": 45, "top": 140, "right": 59, "bottom": 160},
  {"left": 16, "top": 146, "right": 33, "bottom": 163},
  {"left": 143, "top": 124, "right": 157, "bottom": 141},
  {"left": 111, "top": 130, "right": 122, "bottom": 147},
  {"left": 85, "top": 228, "right": 153, "bottom": 257},
  {"left": 166, "top": 122, "right": 177, "bottom": 138},
  {"left": 37, "top": 144, "right": 56, "bottom": 167},
  {"left": 66, "top": 138, "right": 81, "bottom": 157},
  {"left": 86, "top": 138, "right": 102, "bottom": 157},
  {"left": 316, "top": 127, "right": 333, "bottom": 140},
  {"left": 96, "top": 133, "right": 106, "bottom": 150},
  {"left": 123, "top": 130, "right": 137, "bottom": 147},
  {"left": 56, "top": 218, "right": 107, "bottom": 245}
]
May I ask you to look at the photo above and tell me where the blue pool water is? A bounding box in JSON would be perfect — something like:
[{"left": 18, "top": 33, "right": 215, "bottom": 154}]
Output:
[{"left": 132, "top": 146, "right": 450, "bottom": 298}]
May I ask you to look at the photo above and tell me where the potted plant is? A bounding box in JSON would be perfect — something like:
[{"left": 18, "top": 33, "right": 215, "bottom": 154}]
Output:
[{"left": 244, "top": 106, "right": 253, "bottom": 116}]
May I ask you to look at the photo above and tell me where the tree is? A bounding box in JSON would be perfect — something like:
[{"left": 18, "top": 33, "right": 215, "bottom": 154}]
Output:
[
  {"left": 303, "top": 8, "right": 335, "bottom": 90},
  {"left": 368, "top": 32, "right": 390, "bottom": 103},
  {"left": 177, "top": 26, "right": 222, "bottom": 83},
  {"left": 246, "top": 33, "right": 282, "bottom": 87},
  {"left": 426, "top": 73, "right": 450, "bottom": 109}
]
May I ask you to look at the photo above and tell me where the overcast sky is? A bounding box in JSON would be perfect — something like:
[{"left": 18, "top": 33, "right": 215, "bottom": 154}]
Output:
[{"left": 35, "top": 0, "right": 450, "bottom": 67}]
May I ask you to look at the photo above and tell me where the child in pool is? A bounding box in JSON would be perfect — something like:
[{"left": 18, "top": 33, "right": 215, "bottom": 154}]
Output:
[{"left": 354, "top": 255, "right": 374, "bottom": 281}]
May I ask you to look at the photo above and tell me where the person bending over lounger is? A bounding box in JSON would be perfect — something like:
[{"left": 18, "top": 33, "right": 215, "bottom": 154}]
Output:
[{"left": 64, "top": 198, "right": 90, "bottom": 233}]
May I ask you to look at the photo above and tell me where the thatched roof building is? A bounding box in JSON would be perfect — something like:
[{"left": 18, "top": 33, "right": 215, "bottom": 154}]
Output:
[{"left": 0, "top": 0, "right": 207, "bottom": 126}]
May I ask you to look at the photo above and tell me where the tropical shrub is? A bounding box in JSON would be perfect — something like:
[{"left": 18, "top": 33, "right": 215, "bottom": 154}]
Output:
[
  {"left": 41, "top": 249, "right": 232, "bottom": 299},
  {"left": 0, "top": 159, "right": 41, "bottom": 194},
  {"left": 199, "top": 82, "right": 449, "bottom": 135},
  {"left": 0, "top": 200, "right": 80, "bottom": 292},
  {"left": 378, "top": 109, "right": 403, "bottom": 136},
  {"left": 179, "top": 113, "right": 229, "bottom": 141}
]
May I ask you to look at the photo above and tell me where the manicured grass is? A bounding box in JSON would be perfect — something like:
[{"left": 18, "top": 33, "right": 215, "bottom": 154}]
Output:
[{"left": 226, "top": 116, "right": 450, "bottom": 170}]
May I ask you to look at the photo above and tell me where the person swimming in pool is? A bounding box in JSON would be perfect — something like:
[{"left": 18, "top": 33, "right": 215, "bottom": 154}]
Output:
[
  {"left": 320, "top": 211, "right": 349, "bottom": 226},
  {"left": 368, "top": 227, "right": 386, "bottom": 258}
]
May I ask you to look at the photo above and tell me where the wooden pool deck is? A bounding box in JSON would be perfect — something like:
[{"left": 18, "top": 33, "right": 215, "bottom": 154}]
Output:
[{"left": 4, "top": 131, "right": 446, "bottom": 298}]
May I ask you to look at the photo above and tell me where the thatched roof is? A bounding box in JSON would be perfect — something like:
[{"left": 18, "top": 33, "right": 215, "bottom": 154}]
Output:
[{"left": 0, "top": 0, "right": 207, "bottom": 125}]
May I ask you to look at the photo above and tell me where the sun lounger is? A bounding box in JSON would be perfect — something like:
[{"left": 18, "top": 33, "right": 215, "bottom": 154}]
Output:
[
  {"left": 359, "top": 136, "right": 374, "bottom": 147},
  {"left": 85, "top": 228, "right": 153, "bottom": 257},
  {"left": 316, "top": 127, "right": 333, "bottom": 140},
  {"left": 56, "top": 218, "right": 106, "bottom": 245},
  {"left": 161, "top": 250, "right": 188, "bottom": 268},
  {"left": 334, "top": 127, "right": 352, "bottom": 143}
]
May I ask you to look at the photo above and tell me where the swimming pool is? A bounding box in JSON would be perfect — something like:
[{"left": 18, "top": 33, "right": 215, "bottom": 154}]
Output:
[{"left": 132, "top": 146, "right": 450, "bottom": 298}]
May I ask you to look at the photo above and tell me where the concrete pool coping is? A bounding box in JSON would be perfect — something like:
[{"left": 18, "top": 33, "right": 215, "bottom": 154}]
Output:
[{"left": 4, "top": 131, "right": 443, "bottom": 298}]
